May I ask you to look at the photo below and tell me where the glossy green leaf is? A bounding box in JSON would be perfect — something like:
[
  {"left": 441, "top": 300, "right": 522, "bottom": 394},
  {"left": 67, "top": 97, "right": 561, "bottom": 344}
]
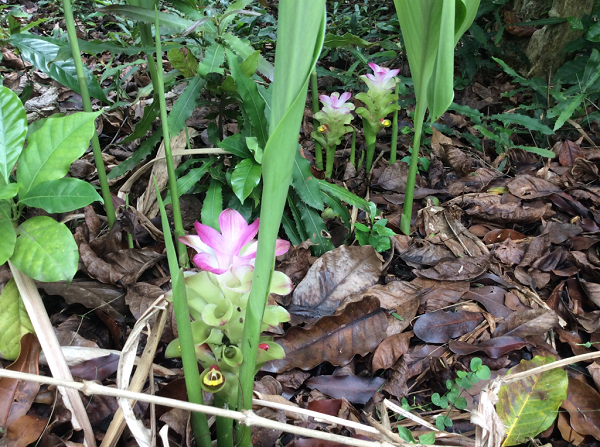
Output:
[
  {"left": 198, "top": 43, "right": 225, "bottom": 76},
  {"left": 0, "top": 184, "right": 19, "bottom": 201},
  {"left": 108, "top": 76, "right": 205, "bottom": 179},
  {"left": 0, "top": 201, "right": 11, "bottom": 220},
  {"left": 0, "top": 217, "right": 16, "bottom": 266},
  {"left": 496, "top": 356, "right": 568, "bottom": 446},
  {"left": 17, "top": 112, "right": 101, "bottom": 199},
  {"left": 231, "top": 158, "right": 261, "bottom": 205},
  {"left": 281, "top": 212, "right": 302, "bottom": 246},
  {"left": 323, "top": 32, "right": 372, "bottom": 48},
  {"left": 202, "top": 180, "right": 223, "bottom": 231},
  {"left": 240, "top": 50, "right": 260, "bottom": 77},
  {"left": 317, "top": 179, "right": 370, "bottom": 212},
  {"left": 99, "top": 5, "right": 194, "bottom": 29},
  {"left": 9, "top": 34, "right": 108, "bottom": 104},
  {"left": 220, "top": 134, "right": 252, "bottom": 158},
  {"left": 10, "top": 216, "right": 79, "bottom": 282},
  {"left": 167, "top": 47, "right": 198, "bottom": 77},
  {"left": 226, "top": 50, "right": 269, "bottom": 148},
  {"left": 0, "top": 86, "right": 27, "bottom": 183},
  {"left": 292, "top": 150, "right": 323, "bottom": 210},
  {"left": 0, "top": 279, "right": 34, "bottom": 360},
  {"left": 512, "top": 145, "right": 556, "bottom": 159},
  {"left": 552, "top": 94, "right": 584, "bottom": 131},
  {"left": 321, "top": 191, "right": 351, "bottom": 228},
  {"left": 165, "top": 159, "right": 214, "bottom": 204},
  {"left": 222, "top": 33, "right": 274, "bottom": 81},
  {"left": 122, "top": 99, "right": 160, "bottom": 143},
  {"left": 489, "top": 114, "right": 554, "bottom": 135},
  {"left": 296, "top": 199, "right": 333, "bottom": 256},
  {"left": 18, "top": 178, "right": 102, "bottom": 213}
]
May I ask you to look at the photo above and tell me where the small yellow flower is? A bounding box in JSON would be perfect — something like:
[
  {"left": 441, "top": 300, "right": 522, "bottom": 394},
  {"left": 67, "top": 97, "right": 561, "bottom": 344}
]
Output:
[
  {"left": 318, "top": 124, "right": 329, "bottom": 132},
  {"left": 380, "top": 119, "right": 391, "bottom": 127},
  {"left": 203, "top": 365, "right": 224, "bottom": 387}
]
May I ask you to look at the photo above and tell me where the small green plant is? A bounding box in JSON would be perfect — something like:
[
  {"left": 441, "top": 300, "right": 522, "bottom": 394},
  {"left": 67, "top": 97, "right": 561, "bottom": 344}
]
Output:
[
  {"left": 354, "top": 202, "right": 396, "bottom": 253},
  {"left": 430, "top": 357, "right": 491, "bottom": 430}
]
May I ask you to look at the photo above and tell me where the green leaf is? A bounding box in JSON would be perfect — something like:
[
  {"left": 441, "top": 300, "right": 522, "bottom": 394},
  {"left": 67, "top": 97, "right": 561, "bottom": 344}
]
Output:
[
  {"left": 18, "top": 178, "right": 102, "bottom": 213},
  {"left": 292, "top": 150, "right": 323, "bottom": 210},
  {"left": 167, "top": 47, "right": 198, "bottom": 77},
  {"left": 496, "top": 356, "right": 568, "bottom": 446},
  {"left": 0, "top": 201, "right": 11, "bottom": 220},
  {"left": 419, "top": 432, "right": 435, "bottom": 445},
  {"left": 582, "top": 49, "right": 600, "bottom": 92},
  {"left": 296, "top": 199, "right": 333, "bottom": 256},
  {"left": 240, "top": 50, "right": 260, "bottom": 77},
  {"left": 281, "top": 212, "right": 302, "bottom": 245},
  {"left": 198, "top": 43, "right": 225, "bottom": 76},
  {"left": 202, "top": 180, "right": 222, "bottom": 231},
  {"left": 323, "top": 32, "right": 372, "bottom": 48},
  {"left": 587, "top": 22, "right": 600, "bottom": 42},
  {"left": 287, "top": 193, "right": 309, "bottom": 242},
  {"left": 166, "top": 159, "right": 214, "bottom": 205},
  {"left": 226, "top": 50, "right": 269, "bottom": 148},
  {"left": 9, "top": 34, "right": 108, "bottom": 104},
  {"left": 222, "top": 33, "right": 274, "bottom": 81},
  {"left": 122, "top": 99, "right": 160, "bottom": 143},
  {"left": 317, "top": 179, "right": 370, "bottom": 212},
  {"left": 0, "top": 184, "right": 19, "bottom": 201},
  {"left": 321, "top": 191, "right": 351, "bottom": 228},
  {"left": 0, "top": 279, "right": 34, "bottom": 360},
  {"left": 476, "top": 365, "right": 491, "bottom": 380},
  {"left": 99, "top": 5, "right": 194, "bottom": 30},
  {"left": 0, "top": 217, "right": 16, "bottom": 266},
  {"left": 0, "top": 86, "right": 27, "bottom": 183},
  {"left": 513, "top": 145, "right": 556, "bottom": 158},
  {"left": 17, "top": 112, "right": 101, "bottom": 199},
  {"left": 246, "top": 137, "right": 263, "bottom": 164},
  {"left": 470, "top": 357, "right": 482, "bottom": 371},
  {"left": 108, "top": 76, "right": 205, "bottom": 179},
  {"left": 220, "top": 134, "right": 252, "bottom": 158},
  {"left": 10, "top": 216, "right": 79, "bottom": 282},
  {"left": 231, "top": 158, "right": 261, "bottom": 205},
  {"left": 489, "top": 113, "right": 554, "bottom": 135},
  {"left": 397, "top": 426, "right": 415, "bottom": 443}
]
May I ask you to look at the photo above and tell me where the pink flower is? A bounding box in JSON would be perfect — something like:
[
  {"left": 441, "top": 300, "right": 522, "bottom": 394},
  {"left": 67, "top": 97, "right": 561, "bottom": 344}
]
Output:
[
  {"left": 319, "top": 91, "right": 355, "bottom": 116},
  {"left": 179, "top": 209, "right": 290, "bottom": 275},
  {"left": 361, "top": 62, "right": 399, "bottom": 92}
]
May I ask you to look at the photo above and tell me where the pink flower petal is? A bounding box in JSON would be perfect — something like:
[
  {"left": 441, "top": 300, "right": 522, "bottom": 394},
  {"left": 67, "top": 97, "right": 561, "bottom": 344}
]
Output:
[
  {"left": 218, "top": 210, "right": 260, "bottom": 255},
  {"left": 239, "top": 240, "right": 258, "bottom": 259},
  {"left": 178, "top": 234, "right": 211, "bottom": 252},
  {"left": 192, "top": 253, "right": 227, "bottom": 274},
  {"left": 368, "top": 62, "right": 381, "bottom": 73},
  {"left": 319, "top": 94, "right": 332, "bottom": 107},
  {"left": 194, "top": 221, "right": 226, "bottom": 253},
  {"left": 339, "top": 92, "right": 352, "bottom": 103},
  {"left": 275, "top": 239, "right": 291, "bottom": 256}
]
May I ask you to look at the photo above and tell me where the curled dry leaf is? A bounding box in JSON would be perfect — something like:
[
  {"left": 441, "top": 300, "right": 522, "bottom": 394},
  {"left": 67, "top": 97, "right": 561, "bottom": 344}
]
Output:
[
  {"left": 289, "top": 245, "right": 382, "bottom": 318},
  {"left": 449, "top": 336, "right": 528, "bottom": 358},
  {"left": 463, "top": 286, "right": 513, "bottom": 319},
  {"left": 263, "top": 297, "right": 388, "bottom": 373},
  {"left": 561, "top": 377, "right": 600, "bottom": 440},
  {"left": 400, "top": 240, "right": 454, "bottom": 267},
  {"left": 507, "top": 175, "right": 561, "bottom": 199},
  {"left": 413, "top": 255, "right": 491, "bottom": 281},
  {"left": 483, "top": 228, "right": 527, "bottom": 244},
  {"left": 465, "top": 202, "right": 554, "bottom": 224},
  {"left": 519, "top": 233, "right": 550, "bottom": 268},
  {"left": 494, "top": 308, "right": 558, "bottom": 339},
  {"left": 494, "top": 238, "right": 524, "bottom": 266},
  {"left": 305, "top": 375, "right": 386, "bottom": 405},
  {"left": 372, "top": 330, "right": 413, "bottom": 371},
  {"left": 126, "top": 283, "right": 176, "bottom": 342},
  {"left": 413, "top": 310, "right": 484, "bottom": 344},
  {"left": 6, "top": 415, "right": 48, "bottom": 447}
]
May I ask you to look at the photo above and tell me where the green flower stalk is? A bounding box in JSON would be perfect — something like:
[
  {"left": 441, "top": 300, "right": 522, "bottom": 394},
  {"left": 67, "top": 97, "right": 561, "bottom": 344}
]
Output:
[
  {"left": 311, "top": 92, "right": 355, "bottom": 177},
  {"left": 356, "top": 63, "right": 401, "bottom": 173}
]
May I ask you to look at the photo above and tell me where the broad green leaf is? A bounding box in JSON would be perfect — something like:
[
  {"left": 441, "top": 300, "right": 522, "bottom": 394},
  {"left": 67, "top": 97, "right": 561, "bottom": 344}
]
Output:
[
  {"left": 323, "top": 32, "right": 372, "bottom": 48},
  {"left": 513, "top": 145, "right": 556, "bottom": 158},
  {"left": 0, "top": 279, "right": 34, "bottom": 360},
  {"left": 321, "top": 191, "right": 351, "bottom": 228},
  {"left": 99, "top": 5, "right": 194, "bottom": 30},
  {"left": 198, "top": 43, "right": 225, "bottom": 76},
  {"left": 9, "top": 34, "right": 108, "bottom": 104},
  {"left": 122, "top": 99, "right": 160, "bottom": 143},
  {"left": 281, "top": 212, "right": 302, "bottom": 246},
  {"left": 241, "top": 50, "right": 260, "bottom": 77},
  {"left": 489, "top": 114, "right": 554, "bottom": 135},
  {"left": 246, "top": 137, "right": 263, "bottom": 164},
  {"left": 226, "top": 50, "right": 269, "bottom": 148},
  {"left": 291, "top": 150, "right": 323, "bottom": 210},
  {"left": 317, "top": 179, "right": 370, "bottom": 212},
  {"left": 18, "top": 178, "right": 102, "bottom": 213},
  {"left": 587, "top": 21, "right": 600, "bottom": 42},
  {"left": 582, "top": 49, "right": 600, "bottom": 91},
  {"left": 0, "top": 217, "right": 16, "bottom": 265},
  {"left": 17, "top": 112, "right": 101, "bottom": 199},
  {"left": 0, "top": 184, "right": 19, "bottom": 201},
  {"left": 166, "top": 159, "right": 214, "bottom": 204},
  {"left": 0, "top": 201, "right": 11, "bottom": 220},
  {"left": 202, "top": 180, "right": 222, "bottom": 231},
  {"left": 552, "top": 94, "right": 584, "bottom": 131},
  {"left": 496, "top": 356, "right": 568, "bottom": 446},
  {"left": 167, "top": 47, "right": 198, "bottom": 77},
  {"left": 108, "top": 76, "right": 205, "bottom": 179},
  {"left": 287, "top": 193, "right": 309, "bottom": 242},
  {"left": 222, "top": 33, "right": 274, "bottom": 82},
  {"left": 220, "top": 134, "right": 252, "bottom": 158},
  {"left": 296, "top": 199, "right": 334, "bottom": 256},
  {"left": 0, "top": 278, "right": 34, "bottom": 360},
  {"left": 10, "top": 216, "right": 79, "bottom": 282},
  {"left": 0, "top": 86, "right": 27, "bottom": 183},
  {"left": 231, "top": 158, "right": 261, "bottom": 205}
]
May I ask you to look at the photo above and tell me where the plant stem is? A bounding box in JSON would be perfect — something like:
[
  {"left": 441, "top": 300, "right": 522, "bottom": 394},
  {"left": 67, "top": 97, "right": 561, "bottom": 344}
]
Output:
[
  {"left": 214, "top": 395, "right": 234, "bottom": 447},
  {"left": 350, "top": 127, "right": 356, "bottom": 167},
  {"left": 389, "top": 83, "right": 400, "bottom": 164},
  {"left": 325, "top": 144, "right": 335, "bottom": 178},
  {"left": 62, "top": 0, "right": 116, "bottom": 229},
  {"left": 364, "top": 124, "right": 377, "bottom": 173},
  {"left": 311, "top": 69, "right": 323, "bottom": 170},
  {"left": 154, "top": 178, "right": 211, "bottom": 447},
  {"left": 400, "top": 101, "right": 426, "bottom": 235},
  {"left": 153, "top": 8, "right": 188, "bottom": 266},
  {"left": 125, "top": 194, "right": 134, "bottom": 249}
]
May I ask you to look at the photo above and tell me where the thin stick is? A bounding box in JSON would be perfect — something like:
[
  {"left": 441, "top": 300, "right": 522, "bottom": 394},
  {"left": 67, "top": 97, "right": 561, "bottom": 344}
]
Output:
[
  {"left": 8, "top": 262, "right": 96, "bottom": 447},
  {"left": 0, "top": 369, "right": 402, "bottom": 447},
  {"left": 62, "top": 0, "right": 116, "bottom": 228}
]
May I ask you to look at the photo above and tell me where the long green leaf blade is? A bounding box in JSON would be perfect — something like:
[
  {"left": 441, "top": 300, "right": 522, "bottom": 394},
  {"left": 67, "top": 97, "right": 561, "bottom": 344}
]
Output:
[{"left": 0, "top": 87, "right": 27, "bottom": 183}]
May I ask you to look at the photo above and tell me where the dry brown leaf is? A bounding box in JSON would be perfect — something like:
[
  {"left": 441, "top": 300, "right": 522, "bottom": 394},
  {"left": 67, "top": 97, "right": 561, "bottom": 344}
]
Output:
[
  {"left": 414, "top": 255, "right": 491, "bottom": 281},
  {"left": 372, "top": 331, "right": 413, "bottom": 371},
  {"left": 507, "top": 175, "right": 561, "bottom": 199}
]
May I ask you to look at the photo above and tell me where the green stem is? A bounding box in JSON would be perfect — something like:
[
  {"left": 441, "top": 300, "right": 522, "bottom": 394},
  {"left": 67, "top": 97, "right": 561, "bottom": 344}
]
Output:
[
  {"left": 153, "top": 9, "right": 188, "bottom": 267},
  {"left": 154, "top": 178, "right": 211, "bottom": 447},
  {"left": 364, "top": 124, "right": 377, "bottom": 173},
  {"left": 311, "top": 69, "right": 323, "bottom": 170},
  {"left": 350, "top": 127, "right": 356, "bottom": 167},
  {"left": 125, "top": 194, "right": 134, "bottom": 249},
  {"left": 325, "top": 144, "right": 335, "bottom": 178},
  {"left": 390, "top": 83, "right": 400, "bottom": 164},
  {"left": 400, "top": 101, "right": 426, "bottom": 235},
  {"left": 214, "top": 395, "right": 234, "bottom": 447},
  {"left": 62, "top": 0, "right": 116, "bottom": 229}
]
